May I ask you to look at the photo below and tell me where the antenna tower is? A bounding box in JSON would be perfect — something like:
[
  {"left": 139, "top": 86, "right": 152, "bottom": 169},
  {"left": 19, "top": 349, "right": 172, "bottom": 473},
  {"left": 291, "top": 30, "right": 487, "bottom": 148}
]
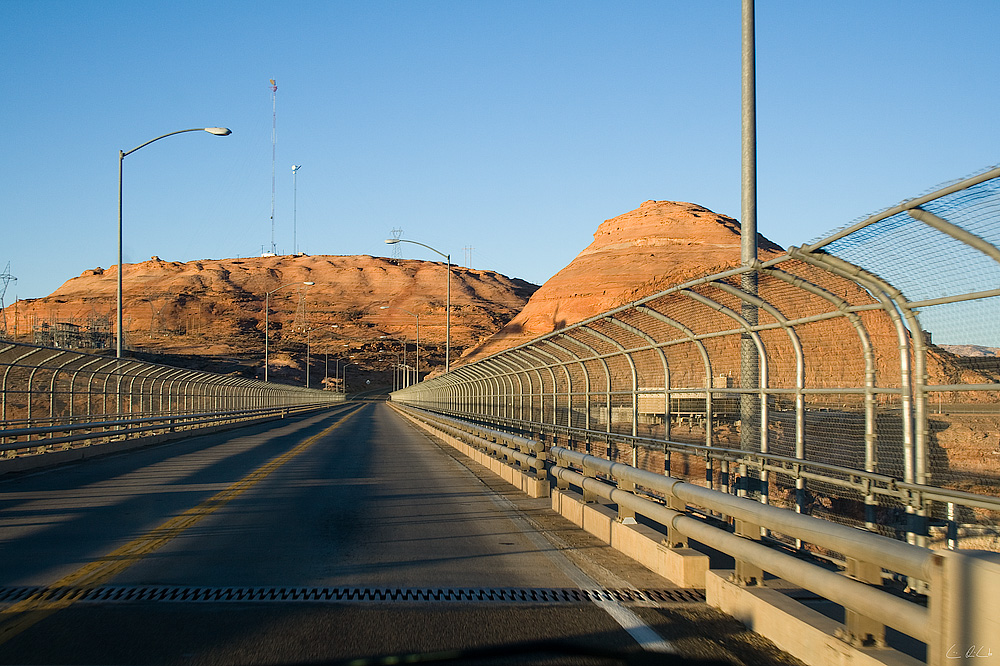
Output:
[
  {"left": 291, "top": 287, "right": 310, "bottom": 332},
  {"left": 390, "top": 228, "right": 403, "bottom": 258},
  {"left": 269, "top": 78, "right": 278, "bottom": 255},
  {"left": 0, "top": 262, "right": 16, "bottom": 337},
  {"left": 463, "top": 246, "right": 474, "bottom": 269}
]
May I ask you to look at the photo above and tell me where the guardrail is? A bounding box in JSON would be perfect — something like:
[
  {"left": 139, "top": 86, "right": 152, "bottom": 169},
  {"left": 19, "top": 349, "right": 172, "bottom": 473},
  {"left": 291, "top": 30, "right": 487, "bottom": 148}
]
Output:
[
  {"left": 396, "top": 403, "right": 999, "bottom": 666},
  {"left": 1, "top": 341, "right": 343, "bottom": 459}
]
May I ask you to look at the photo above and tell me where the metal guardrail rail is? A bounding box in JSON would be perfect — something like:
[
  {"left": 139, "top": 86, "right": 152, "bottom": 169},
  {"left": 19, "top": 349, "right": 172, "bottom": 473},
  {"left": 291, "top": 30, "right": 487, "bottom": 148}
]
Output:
[
  {"left": 392, "top": 166, "right": 1000, "bottom": 557},
  {"left": 0, "top": 341, "right": 343, "bottom": 457}
]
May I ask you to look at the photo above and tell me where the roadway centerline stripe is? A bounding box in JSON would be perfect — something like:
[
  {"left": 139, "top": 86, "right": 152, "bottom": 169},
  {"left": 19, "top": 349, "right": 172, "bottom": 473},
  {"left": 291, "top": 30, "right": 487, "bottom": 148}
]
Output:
[{"left": 0, "top": 405, "right": 361, "bottom": 645}]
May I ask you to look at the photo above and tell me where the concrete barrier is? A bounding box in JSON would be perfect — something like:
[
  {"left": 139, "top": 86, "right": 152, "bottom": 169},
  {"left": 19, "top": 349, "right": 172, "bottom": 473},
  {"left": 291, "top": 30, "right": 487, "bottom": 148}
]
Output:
[
  {"left": 707, "top": 571, "right": 923, "bottom": 666},
  {"left": 550, "top": 487, "right": 709, "bottom": 589}
]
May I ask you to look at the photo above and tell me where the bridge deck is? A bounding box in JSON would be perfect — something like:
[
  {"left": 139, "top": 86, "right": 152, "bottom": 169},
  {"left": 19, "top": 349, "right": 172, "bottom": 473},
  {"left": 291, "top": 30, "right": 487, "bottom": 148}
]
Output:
[{"left": 0, "top": 402, "right": 799, "bottom": 665}]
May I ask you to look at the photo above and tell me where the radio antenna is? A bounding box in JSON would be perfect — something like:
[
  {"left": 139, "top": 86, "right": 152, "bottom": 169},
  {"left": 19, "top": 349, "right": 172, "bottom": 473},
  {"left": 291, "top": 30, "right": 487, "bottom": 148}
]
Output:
[{"left": 269, "top": 78, "right": 278, "bottom": 255}]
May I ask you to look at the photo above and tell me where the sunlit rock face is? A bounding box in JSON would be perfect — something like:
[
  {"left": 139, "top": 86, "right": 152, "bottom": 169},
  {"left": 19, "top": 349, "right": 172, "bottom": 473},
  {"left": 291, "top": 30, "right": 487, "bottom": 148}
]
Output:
[{"left": 459, "top": 200, "right": 784, "bottom": 363}]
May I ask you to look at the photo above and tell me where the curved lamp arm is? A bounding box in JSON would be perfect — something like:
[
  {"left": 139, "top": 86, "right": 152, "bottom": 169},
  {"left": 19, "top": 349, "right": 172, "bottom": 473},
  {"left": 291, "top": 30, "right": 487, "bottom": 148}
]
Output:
[
  {"left": 122, "top": 127, "right": 231, "bottom": 159},
  {"left": 385, "top": 238, "right": 449, "bottom": 261}
]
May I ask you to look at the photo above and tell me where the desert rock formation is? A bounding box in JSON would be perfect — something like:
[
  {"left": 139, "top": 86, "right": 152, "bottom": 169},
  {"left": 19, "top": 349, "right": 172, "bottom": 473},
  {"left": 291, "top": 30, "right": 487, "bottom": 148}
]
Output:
[
  {"left": 3, "top": 254, "right": 537, "bottom": 375},
  {"left": 460, "top": 200, "right": 784, "bottom": 363}
]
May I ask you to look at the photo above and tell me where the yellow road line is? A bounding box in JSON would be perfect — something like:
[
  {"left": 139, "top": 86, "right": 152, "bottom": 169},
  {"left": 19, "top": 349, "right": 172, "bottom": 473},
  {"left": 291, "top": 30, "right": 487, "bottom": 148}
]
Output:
[{"left": 0, "top": 405, "right": 361, "bottom": 645}]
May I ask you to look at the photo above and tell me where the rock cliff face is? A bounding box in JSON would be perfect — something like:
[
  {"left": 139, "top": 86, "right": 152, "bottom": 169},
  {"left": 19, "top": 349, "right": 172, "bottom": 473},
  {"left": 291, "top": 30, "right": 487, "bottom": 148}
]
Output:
[
  {"left": 460, "top": 200, "right": 784, "bottom": 363},
  {"left": 4, "top": 254, "right": 538, "bottom": 369}
]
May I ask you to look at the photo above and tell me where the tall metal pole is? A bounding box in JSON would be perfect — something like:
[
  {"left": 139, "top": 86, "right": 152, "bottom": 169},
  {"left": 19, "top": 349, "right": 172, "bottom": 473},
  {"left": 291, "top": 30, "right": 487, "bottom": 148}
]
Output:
[
  {"left": 292, "top": 164, "right": 301, "bottom": 254},
  {"left": 740, "top": 0, "right": 761, "bottom": 458},
  {"left": 445, "top": 254, "right": 451, "bottom": 373},
  {"left": 265, "top": 293, "right": 270, "bottom": 382},
  {"left": 117, "top": 127, "right": 231, "bottom": 358},
  {"left": 117, "top": 150, "right": 124, "bottom": 358},
  {"left": 270, "top": 79, "right": 278, "bottom": 255},
  {"left": 381, "top": 307, "right": 420, "bottom": 383}
]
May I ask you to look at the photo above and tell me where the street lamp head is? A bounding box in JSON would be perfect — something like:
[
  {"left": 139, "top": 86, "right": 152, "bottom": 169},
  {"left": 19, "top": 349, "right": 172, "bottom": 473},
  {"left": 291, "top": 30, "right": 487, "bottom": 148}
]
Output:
[
  {"left": 292, "top": 164, "right": 302, "bottom": 173},
  {"left": 303, "top": 281, "right": 315, "bottom": 286},
  {"left": 204, "top": 127, "right": 232, "bottom": 136},
  {"left": 384, "top": 239, "right": 400, "bottom": 245},
  {"left": 380, "top": 306, "right": 390, "bottom": 310}
]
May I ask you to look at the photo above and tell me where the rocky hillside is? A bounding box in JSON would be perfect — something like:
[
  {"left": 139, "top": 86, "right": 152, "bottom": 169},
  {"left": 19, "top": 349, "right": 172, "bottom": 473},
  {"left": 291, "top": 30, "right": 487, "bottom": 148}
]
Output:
[{"left": 3, "top": 254, "right": 538, "bottom": 384}]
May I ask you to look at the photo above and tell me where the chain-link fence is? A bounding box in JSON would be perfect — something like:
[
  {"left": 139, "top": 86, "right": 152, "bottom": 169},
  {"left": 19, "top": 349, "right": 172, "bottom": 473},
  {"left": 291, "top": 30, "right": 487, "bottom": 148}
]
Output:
[
  {"left": 1, "top": 341, "right": 344, "bottom": 457},
  {"left": 392, "top": 166, "right": 1000, "bottom": 557}
]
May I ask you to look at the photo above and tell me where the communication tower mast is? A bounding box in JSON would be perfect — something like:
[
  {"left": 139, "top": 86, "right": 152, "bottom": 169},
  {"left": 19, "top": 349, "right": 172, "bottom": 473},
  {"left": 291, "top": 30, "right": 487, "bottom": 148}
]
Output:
[{"left": 268, "top": 78, "right": 278, "bottom": 255}]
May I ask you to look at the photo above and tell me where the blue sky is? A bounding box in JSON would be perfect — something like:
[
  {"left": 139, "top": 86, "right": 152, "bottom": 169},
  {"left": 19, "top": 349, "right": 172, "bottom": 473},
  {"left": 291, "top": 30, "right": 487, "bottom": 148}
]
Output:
[{"left": 3, "top": 1, "right": 999, "bottom": 304}]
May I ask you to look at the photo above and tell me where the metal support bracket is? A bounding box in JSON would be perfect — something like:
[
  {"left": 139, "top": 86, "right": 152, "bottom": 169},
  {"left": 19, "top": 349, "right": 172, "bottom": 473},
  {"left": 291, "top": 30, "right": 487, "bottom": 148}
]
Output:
[
  {"left": 664, "top": 494, "right": 689, "bottom": 548},
  {"left": 732, "top": 518, "right": 765, "bottom": 586},
  {"left": 840, "top": 557, "right": 887, "bottom": 647}
]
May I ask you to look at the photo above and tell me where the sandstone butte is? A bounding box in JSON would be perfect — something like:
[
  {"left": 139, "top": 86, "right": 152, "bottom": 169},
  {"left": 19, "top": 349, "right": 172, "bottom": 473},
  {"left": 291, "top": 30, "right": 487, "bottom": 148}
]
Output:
[
  {"left": 459, "top": 200, "right": 786, "bottom": 364},
  {"left": 2, "top": 254, "right": 538, "bottom": 378}
]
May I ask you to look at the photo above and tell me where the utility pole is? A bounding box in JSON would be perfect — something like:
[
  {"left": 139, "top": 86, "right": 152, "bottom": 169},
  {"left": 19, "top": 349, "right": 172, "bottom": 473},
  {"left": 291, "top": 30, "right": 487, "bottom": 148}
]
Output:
[
  {"left": 0, "top": 262, "right": 15, "bottom": 337},
  {"left": 390, "top": 228, "right": 403, "bottom": 258},
  {"left": 740, "top": 0, "right": 762, "bottom": 478}
]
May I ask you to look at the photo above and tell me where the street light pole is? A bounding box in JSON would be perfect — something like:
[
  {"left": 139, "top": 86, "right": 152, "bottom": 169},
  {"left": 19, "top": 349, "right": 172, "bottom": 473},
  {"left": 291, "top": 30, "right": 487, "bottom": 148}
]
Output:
[
  {"left": 118, "top": 127, "right": 231, "bottom": 358},
  {"left": 292, "top": 164, "right": 301, "bottom": 254},
  {"left": 264, "top": 281, "right": 314, "bottom": 382},
  {"left": 342, "top": 362, "right": 356, "bottom": 395},
  {"left": 379, "top": 335, "right": 406, "bottom": 386},
  {"left": 384, "top": 238, "right": 450, "bottom": 372},
  {"left": 380, "top": 306, "right": 420, "bottom": 383},
  {"left": 304, "top": 322, "right": 338, "bottom": 389}
]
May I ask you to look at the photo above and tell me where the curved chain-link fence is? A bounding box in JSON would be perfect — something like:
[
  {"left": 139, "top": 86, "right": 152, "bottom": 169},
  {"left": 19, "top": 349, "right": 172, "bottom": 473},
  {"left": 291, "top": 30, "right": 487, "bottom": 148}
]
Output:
[
  {"left": 393, "top": 166, "right": 1000, "bottom": 555},
  {"left": 1, "top": 342, "right": 343, "bottom": 457}
]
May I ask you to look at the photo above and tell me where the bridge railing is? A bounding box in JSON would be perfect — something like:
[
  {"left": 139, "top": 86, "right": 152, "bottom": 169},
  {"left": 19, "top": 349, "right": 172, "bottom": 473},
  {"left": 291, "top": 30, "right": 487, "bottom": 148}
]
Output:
[
  {"left": 395, "top": 402, "right": 999, "bottom": 665},
  {"left": 0, "top": 341, "right": 343, "bottom": 457},
  {"left": 392, "top": 166, "right": 1000, "bottom": 557}
]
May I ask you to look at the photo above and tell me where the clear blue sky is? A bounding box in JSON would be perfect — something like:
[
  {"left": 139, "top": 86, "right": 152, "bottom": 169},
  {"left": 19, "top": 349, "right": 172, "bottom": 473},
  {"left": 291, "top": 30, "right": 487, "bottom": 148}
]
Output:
[{"left": 3, "top": 1, "right": 999, "bottom": 303}]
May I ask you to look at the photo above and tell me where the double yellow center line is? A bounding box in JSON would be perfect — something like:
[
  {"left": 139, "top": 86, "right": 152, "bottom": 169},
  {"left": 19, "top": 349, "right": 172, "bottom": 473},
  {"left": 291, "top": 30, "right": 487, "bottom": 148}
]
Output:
[{"left": 0, "top": 405, "right": 360, "bottom": 645}]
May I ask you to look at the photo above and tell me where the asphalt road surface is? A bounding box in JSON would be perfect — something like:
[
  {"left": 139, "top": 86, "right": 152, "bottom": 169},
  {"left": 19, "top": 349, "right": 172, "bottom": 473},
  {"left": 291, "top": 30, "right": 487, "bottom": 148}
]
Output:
[{"left": 0, "top": 402, "right": 800, "bottom": 665}]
